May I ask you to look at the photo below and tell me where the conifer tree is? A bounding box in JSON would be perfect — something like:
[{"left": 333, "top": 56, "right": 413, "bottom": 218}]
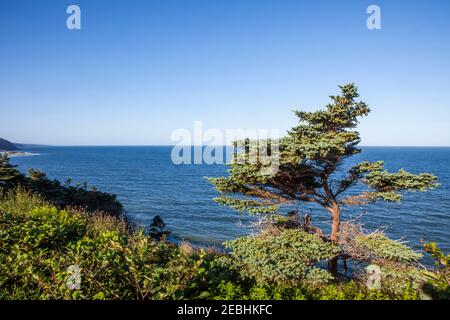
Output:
[
  {"left": 0, "top": 154, "right": 23, "bottom": 192},
  {"left": 209, "top": 84, "right": 438, "bottom": 272}
]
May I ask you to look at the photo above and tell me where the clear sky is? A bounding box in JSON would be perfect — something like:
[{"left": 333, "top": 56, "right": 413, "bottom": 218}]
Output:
[{"left": 1, "top": 0, "right": 449, "bottom": 146}]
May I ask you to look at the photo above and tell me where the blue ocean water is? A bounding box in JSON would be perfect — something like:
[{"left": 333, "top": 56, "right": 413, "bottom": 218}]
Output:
[{"left": 10, "top": 147, "right": 450, "bottom": 256}]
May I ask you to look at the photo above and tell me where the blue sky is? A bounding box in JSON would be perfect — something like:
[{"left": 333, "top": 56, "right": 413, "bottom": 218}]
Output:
[{"left": 1, "top": 0, "right": 449, "bottom": 146}]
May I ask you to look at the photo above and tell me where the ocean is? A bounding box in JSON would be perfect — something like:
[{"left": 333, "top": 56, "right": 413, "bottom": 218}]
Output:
[{"left": 10, "top": 146, "right": 450, "bottom": 256}]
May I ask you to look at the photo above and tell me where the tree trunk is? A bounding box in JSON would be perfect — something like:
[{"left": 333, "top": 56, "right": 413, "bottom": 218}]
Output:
[
  {"left": 328, "top": 202, "right": 341, "bottom": 275},
  {"left": 329, "top": 203, "right": 341, "bottom": 243}
]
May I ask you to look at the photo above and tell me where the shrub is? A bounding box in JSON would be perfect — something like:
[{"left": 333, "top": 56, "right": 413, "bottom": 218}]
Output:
[
  {"left": 422, "top": 243, "right": 450, "bottom": 299},
  {"left": 213, "top": 281, "right": 408, "bottom": 300},
  {"left": 376, "top": 265, "right": 426, "bottom": 298},
  {"left": 0, "top": 192, "right": 87, "bottom": 299},
  {"left": 0, "top": 155, "right": 124, "bottom": 218},
  {"left": 0, "top": 190, "right": 448, "bottom": 300},
  {"left": 0, "top": 190, "right": 214, "bottom": 300},
  {"left": 355, "top": 233, "right": 422, "bottom": 263},
  {"left": 217, "top": 229, "right": 339, "bottom": 286}
]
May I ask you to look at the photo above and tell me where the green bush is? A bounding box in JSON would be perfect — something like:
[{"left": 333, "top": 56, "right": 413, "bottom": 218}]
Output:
[
  {"left": 212, "top": 281, "right": 408, "bottom": 300},
  {"left": 0, "top": 190, "right": 448, "bottom": 300},
  {"left": 422, "top": 243, "right": 450, "bottom": 299},
  {"left": 217, "top": 229, "right": 339, "bottom": 286},
  {"left": 0, "top": 155, "right": 123, "bottom": 218},
  {"left": 355, "top": 233, "right": 422, "bottom": 263},
  {"left": 0, "top": 190, "right": 214, "bottom": 300}
]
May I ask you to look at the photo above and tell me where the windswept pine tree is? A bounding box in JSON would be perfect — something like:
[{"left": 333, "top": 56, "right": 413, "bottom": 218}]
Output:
[{"left": 209, "top": 83, "right": 438, "bottom": 272}]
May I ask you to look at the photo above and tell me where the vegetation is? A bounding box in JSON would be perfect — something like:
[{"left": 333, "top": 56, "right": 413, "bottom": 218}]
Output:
[
  {"left": 355, "top": 233, "right": 422, "bottom": 263},
  {"left": 0, "top": 85, "right": 448, "bottom": 300},
  {"left": 422, "top": 243, "right": 450, "bottom": 299},
  {"left": 0, "top": 154, "right": 123, "bottom": 217},
  {"left": 218, "top": 229, "right": 339, "bottom": 286},
  {"left": 0, "top": 188, "right": 448, "bottom": 300},
  {"left": 208, "top": 83, "right": 438, "bottom": 273}
]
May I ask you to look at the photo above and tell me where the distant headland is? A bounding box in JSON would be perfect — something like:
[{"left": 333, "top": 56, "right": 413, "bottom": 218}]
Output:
[
  {"left": 0, "top": 138, "right": 18, "bottom": 151},
  {"left": 0, "top": 137, "right": 46, "bottom": 157}
]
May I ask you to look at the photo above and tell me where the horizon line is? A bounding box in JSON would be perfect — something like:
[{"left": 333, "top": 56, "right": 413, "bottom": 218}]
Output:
[{"left": 18, "top": 144, "right": 450, "bottom": 148}]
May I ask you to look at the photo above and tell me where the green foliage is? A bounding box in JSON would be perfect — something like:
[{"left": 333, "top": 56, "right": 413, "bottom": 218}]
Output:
[
  {"left": 207, "top": 84, "right": 437, "bottom": 248},
  {"left": 213, "top": 280, "right": 417, "bottom": 300},
  {"left": 0, "top": 191, "right": 87, "bottom": 298},
  {"left": 0, "top": 154, "right": 24, "bottom": 191},
  {"left": 425, "top": 243, "right": 450, "bottom": 268},
  {"left": 362, "top": 165, "right": 438, "bottom": 202},
  {"left": 0, "top": 187, "right": 48, "bottom": 215},
  {"left": 218, "top": 229, "right": 339, "bottom": 286},
  {"left": 208, "top": 84, "right": 374, "bottom": 214},
  {"left": 213, "top": 196, "right": 278, "bottom": 215},
  {"left": 376, "top": 265, "right": 426, "bottom": 298},
  {"left": 342, "top": 161, "right": 437, "bottom": 202},
  {"left": 0, "top": 156, "right": 123, "bottom": 217},
  {"left": 422, "top": 243, "right": 450, "bottom": 299},
  {"left": 355, "top": 233, "right": 422, "bottom": 263},
  {"left": 286, "top": 84, "right": 369, "bottom": 160},
  {"left": 0, "top": 190, "right": 448, "bottom": 300},
  {"left": 351, "top": 233, "right": 429, "bottom": 299},
  {"left": 0, "top": 190, "right": 214, "bottom": 300}
]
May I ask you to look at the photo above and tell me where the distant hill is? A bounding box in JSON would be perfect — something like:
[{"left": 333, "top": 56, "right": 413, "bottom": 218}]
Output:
[
  {"left": 14, "top": 143, "right": 50, "bottom": 149},
  {"left": 0, "top": 138, "right": 19, "bottom": 151}
]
